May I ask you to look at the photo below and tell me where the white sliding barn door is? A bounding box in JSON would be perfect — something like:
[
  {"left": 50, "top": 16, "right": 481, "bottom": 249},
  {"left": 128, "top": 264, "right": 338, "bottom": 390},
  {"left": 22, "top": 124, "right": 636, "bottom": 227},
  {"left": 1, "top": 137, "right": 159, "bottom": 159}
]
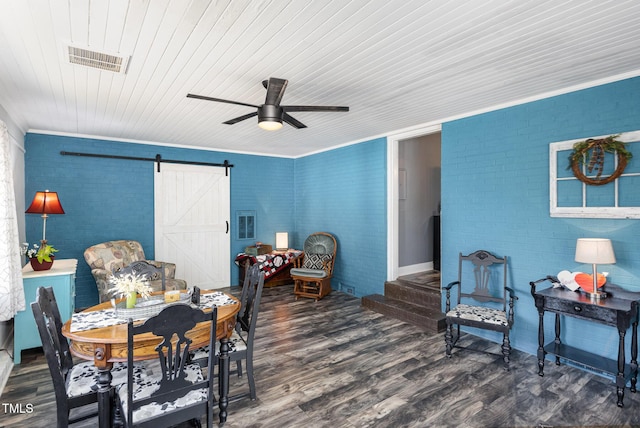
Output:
[{"left": 154, "top": 163, "right": 230, "bottom": 289}]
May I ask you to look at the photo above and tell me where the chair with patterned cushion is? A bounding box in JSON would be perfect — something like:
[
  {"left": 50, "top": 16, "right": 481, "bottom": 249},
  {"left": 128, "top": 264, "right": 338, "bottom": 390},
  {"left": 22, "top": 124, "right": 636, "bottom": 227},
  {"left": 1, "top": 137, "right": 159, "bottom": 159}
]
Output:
[
  {"left": 31, "top": 286, "right": 141, "bottom": 428},
  {"left": 84, "top": 240, "right": 187, "bottom": 303},
  {"left": 443, "top": 250, "right": 518, "bottom": 370},
  {"left": 290, "top": 232, "right": 337, "bottom": 301},
  {"left": 190, "top": 264, "right": 265, "bottom": 401},
  {"left": 115, "top": 303, "right": 218, "bottom": 428}
]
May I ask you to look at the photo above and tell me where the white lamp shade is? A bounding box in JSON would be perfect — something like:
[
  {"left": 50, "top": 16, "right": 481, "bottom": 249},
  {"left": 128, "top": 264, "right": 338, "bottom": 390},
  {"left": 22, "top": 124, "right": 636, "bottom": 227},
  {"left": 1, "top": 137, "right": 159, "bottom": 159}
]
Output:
[
  {"left": 275, "top": 232, "right": 289, "bottom": 250},
  {"left": 575, "top": 238, "right": 616, "bottom": 264}
]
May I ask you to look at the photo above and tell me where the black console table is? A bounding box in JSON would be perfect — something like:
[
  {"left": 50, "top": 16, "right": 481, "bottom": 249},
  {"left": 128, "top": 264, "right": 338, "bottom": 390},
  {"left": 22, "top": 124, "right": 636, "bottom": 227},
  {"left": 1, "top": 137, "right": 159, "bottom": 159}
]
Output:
[{"left": 530, "top": 276, "right": 640, "bottom": 407}]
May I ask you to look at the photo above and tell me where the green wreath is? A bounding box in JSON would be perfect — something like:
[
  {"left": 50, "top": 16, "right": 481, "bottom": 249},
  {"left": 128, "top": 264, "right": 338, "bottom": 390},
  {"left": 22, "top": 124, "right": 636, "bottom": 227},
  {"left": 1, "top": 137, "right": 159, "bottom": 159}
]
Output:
[{"left": 569, "top": 134, "right": 632, "bottom": 185}]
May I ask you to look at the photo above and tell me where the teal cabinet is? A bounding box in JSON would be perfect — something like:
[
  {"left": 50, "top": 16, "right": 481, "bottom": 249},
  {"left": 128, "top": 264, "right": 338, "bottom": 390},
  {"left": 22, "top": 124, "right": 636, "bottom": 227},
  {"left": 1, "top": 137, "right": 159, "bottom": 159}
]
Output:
[{"left": 14, "top": 259, "right": 77, "bottom": 364}]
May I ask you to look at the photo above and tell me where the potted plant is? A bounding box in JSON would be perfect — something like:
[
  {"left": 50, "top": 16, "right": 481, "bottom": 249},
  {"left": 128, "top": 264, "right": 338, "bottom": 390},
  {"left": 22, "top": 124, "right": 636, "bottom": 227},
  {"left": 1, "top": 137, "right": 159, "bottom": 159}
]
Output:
[
  {"left": 23, "top": 242, "right": 59, "bottom": 271},
  {"left": 108, "top": 273, "right": 153, "bottom": 308}
]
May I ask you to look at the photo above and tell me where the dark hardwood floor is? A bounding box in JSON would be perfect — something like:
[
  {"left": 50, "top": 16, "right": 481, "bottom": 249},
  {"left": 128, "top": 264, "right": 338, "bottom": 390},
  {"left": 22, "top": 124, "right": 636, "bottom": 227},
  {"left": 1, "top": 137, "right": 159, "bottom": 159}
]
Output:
[{"left": 3, "top": 282, "right": 640, "bottom": 427}]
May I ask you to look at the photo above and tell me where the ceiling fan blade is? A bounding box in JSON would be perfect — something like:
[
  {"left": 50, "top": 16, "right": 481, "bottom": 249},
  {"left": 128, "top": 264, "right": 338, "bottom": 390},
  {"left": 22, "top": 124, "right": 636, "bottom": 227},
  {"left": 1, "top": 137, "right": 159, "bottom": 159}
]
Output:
[
  {"left": 187, "top": 93, "right": 258, "bottom": 108},
  {"left": 223, "top": 111, "right": 258, "bottom": 125},
  {"left": 282, "top": 105, "right": 349, "bottom": 112},
  {"left": 282, "top": 113, "right": 307, "bottom": 129},
  {"left": 264, "top": 78, "right": 288, "bottom": 106}
]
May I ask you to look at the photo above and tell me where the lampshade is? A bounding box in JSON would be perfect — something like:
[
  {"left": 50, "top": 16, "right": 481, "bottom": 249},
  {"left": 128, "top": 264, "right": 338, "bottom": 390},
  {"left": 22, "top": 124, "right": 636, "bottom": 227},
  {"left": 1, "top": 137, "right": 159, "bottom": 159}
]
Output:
[
  {"left": 575, "top": 238, "right": 616, "bottom": 264},
  {"left": 275, "top": 232, "right": 289, "bottom": 250},
  {"left": 25, "top": 190, "right": 65, "bottom": 215}
]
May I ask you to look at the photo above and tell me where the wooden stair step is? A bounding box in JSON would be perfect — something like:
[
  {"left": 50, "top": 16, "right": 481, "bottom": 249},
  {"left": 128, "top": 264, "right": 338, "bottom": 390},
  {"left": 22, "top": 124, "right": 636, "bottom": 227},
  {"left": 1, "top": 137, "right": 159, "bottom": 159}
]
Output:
[
  {"left": 396, "top": 271, "right": 441, "bottom": 292},
  {"left": 361, "top": 294, "right": 446, "bottom": 333},
  {"left": 384, "top": 280, "right": 442, "bottom": 308}
]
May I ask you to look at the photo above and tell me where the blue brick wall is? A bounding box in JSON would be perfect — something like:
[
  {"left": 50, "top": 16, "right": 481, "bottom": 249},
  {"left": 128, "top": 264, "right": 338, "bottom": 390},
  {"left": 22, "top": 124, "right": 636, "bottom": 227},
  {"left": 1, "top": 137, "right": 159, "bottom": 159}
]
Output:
[
  {"left": 293, "top": 138, "right": 387, "bottom": 297},
  {"left": 24, "top": 134, "right": 294, "bottom": 308},
  {"left": 441, "top": 76, "right": 640, "bottom": 360}
]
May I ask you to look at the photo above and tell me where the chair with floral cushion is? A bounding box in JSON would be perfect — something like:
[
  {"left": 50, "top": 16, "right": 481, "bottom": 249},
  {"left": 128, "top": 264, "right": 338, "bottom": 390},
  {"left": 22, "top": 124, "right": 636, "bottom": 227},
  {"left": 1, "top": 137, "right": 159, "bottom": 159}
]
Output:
[
  {"left": 443, "top": 250, "right": 518, "bottom": 370},
  {"left": 84, "top": 240, "right": 187, "bottom": 303},
  {"left": 290, "top": 232, "right": 337, "bottom": 301},
  {"left": 31, "top": 286, "right": 143, "bottom": 428},
  {"left": 115, "top": 303, "right": 218, "bottom": 428}
]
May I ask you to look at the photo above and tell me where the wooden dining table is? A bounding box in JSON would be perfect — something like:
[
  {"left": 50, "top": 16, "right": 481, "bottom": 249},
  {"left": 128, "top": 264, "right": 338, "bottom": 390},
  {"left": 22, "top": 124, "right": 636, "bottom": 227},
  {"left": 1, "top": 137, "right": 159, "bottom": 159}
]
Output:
[{"left": 61, "top": 290, "right": 241, "bottom": 428}]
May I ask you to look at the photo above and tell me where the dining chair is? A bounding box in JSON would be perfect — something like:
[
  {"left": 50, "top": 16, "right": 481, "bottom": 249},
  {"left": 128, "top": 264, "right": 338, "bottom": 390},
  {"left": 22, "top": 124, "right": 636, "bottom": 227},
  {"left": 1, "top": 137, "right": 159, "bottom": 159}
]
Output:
[
  {"left": 115, "top": 303, "right": 218, "bottom": 427},
  {"left": 443, "top": 250, "right": 518, "bottom": 370},
  {"left": 191, "top": 264, "right": 265, "bottom": 400},
  {"left": 30, "top": 286, "right": 139, "bottom": 428}
]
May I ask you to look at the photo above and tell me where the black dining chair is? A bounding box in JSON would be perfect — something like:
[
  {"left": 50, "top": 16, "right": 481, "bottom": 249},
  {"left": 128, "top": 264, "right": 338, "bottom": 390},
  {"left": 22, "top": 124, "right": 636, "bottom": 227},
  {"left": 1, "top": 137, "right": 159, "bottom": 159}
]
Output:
[
  {"left": 115, "top": 303, "right": 218, "bottom": 427},
  {"left": 191, "top": 264, "right": 265, "bottom": 400},
  {"left": 31, "top": 286, "right": 137, "bottom": 428}
]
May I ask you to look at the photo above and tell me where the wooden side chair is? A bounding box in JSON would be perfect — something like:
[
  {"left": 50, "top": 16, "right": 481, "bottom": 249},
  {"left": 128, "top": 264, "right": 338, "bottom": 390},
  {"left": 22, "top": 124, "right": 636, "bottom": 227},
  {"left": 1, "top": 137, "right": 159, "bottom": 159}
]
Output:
[
  {"left": 290, "top": 232, "right": 337, "bottom": 301},
  {"left": 191, "top": 264, "right": 266, "bottom": 400},
  {"left": 30, "top": 286, "right": 139, "bottom": 427},
  {"left": 115, "top": 304, "right": 218, "bottom": 427},
  {"left": 443, "top": 250, "right": 518, "bottom": 370}
]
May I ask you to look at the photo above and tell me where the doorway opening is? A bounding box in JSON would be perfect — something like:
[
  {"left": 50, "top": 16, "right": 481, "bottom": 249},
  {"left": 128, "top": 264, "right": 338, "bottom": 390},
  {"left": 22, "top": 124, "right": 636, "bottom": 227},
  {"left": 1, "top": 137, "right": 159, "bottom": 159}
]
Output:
[{"left": 387, "top": 125, "right": 442, "bottom": 281}]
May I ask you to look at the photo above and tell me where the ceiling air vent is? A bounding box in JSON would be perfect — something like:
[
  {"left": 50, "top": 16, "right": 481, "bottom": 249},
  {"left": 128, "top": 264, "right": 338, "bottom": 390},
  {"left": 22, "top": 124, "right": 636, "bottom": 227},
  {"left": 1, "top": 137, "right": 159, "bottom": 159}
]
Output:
[{"left": 66, "top": 45, "right": 130, "bottom": 74}]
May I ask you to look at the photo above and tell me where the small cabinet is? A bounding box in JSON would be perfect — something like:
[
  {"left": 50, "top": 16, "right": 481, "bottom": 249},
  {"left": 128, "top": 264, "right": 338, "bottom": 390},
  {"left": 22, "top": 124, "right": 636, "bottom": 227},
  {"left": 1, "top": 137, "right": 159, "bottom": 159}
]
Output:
[{"left": 14, "top": 259, "right": 77, "bottom": 364}]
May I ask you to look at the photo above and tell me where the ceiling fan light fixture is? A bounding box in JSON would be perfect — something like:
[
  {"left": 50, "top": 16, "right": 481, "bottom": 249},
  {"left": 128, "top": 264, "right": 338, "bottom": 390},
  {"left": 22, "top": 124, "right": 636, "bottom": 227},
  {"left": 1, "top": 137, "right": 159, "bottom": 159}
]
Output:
[
  {"left": 258, "top": 120, "right": 283, "bottom": 131},
  {"left": 258, "top": 104, "right": 283, "bottom": 131}
]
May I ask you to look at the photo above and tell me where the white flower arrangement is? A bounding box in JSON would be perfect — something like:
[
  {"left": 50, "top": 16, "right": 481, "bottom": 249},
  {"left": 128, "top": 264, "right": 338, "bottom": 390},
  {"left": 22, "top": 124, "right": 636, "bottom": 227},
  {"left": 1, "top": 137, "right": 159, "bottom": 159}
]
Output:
[{"left": 108, "top": 273, "right": 153, "bottom": 299}]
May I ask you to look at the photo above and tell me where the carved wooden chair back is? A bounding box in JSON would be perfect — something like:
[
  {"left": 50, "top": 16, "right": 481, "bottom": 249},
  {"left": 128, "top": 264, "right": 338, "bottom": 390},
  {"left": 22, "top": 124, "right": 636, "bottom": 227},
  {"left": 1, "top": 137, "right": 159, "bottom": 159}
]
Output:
[
  {"left": 122, "top": 304, "right": 217, "bottom": 427},
  {"left": 457, "top": 250, "right": 507, "bottom": 310}
]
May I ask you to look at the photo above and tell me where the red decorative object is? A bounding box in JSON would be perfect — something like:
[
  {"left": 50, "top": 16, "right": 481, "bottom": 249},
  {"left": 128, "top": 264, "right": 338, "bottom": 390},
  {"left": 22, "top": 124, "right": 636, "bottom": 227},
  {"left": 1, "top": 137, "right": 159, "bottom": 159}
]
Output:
[
  {"left": 30, "top": 256, "right": 55, "bottom": 271},
  {"left": 575, "top": 272, "right": 606, "bottom": 293}
]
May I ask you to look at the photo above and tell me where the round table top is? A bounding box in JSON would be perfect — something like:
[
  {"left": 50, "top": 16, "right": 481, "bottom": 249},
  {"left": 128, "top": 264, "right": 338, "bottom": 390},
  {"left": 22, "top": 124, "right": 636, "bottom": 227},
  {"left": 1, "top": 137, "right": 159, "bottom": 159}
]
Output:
[{"left": 62, "top": 290, "right": 240, "bottom": 365}]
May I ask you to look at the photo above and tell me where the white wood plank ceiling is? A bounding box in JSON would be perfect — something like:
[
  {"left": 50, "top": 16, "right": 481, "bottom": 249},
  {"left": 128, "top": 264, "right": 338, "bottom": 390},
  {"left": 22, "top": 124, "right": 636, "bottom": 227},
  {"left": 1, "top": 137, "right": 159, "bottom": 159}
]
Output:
[{"left": 0, "top": 0, "right": 639, "bottom": 157}]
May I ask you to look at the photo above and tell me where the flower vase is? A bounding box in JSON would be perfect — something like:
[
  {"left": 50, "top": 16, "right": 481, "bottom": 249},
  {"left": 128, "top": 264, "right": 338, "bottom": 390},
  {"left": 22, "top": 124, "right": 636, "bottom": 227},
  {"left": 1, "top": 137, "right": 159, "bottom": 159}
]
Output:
[{"left": 126, "top": 293, "right": 137, "bottom": 309}]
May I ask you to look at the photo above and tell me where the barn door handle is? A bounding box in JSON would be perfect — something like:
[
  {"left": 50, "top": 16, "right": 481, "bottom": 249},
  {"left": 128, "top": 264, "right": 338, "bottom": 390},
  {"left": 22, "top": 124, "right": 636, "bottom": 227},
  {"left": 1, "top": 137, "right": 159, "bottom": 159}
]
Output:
[{"left": 226, "top": 221, "right": 229, "bottom": 234}]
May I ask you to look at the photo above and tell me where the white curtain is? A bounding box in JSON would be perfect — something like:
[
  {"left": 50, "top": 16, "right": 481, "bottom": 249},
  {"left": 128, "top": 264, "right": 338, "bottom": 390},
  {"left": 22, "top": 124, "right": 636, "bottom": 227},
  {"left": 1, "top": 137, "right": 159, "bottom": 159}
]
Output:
[{"left": 0, "top": 120, "right": 24, "bottom": 321}]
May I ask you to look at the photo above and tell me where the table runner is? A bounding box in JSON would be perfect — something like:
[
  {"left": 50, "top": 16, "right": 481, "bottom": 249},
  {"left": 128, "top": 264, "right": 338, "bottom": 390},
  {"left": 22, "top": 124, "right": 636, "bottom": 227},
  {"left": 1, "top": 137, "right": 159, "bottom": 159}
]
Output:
[{"left": 70, "top": 291, "right": 237, "bottom": 333}]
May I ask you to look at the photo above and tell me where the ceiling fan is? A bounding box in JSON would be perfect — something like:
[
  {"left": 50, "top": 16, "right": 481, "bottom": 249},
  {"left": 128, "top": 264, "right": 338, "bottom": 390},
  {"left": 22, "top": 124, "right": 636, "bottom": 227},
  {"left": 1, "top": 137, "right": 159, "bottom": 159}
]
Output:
[{"left": 187, "top": 77, "right": 349, "bottom": 130}]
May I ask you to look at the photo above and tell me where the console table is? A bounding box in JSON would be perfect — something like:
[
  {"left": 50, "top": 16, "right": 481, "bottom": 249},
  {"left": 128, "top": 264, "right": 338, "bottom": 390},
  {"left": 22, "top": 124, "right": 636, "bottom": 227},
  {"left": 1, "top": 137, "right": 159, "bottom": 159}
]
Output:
[
  {"left": 14, "top": 258, "right": 77, "bottom": 364},
  {"left": 530, "top": 276, "right": 640, "bottom": 407}
]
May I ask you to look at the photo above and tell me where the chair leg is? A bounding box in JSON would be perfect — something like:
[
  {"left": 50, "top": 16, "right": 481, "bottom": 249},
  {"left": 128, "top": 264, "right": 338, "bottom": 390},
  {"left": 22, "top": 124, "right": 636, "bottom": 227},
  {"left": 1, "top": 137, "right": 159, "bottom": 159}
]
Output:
[
  {"left": 445, "top": 322, "right": 453, "bottom": 358},
  {"left": 236, "top": 360, "right": 243, "bottom": 377},
  {"left": 246, "top": 355, "right": 257, "bottom": 400},
  {"left": 501, "top": 332, "right": 511, "bottom": 371}
]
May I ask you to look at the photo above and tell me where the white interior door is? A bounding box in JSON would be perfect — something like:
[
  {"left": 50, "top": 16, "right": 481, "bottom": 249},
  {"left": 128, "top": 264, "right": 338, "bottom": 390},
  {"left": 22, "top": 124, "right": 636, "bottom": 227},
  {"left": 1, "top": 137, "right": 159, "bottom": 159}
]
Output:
[{"left": 154, "top": 163, "right": 230, "bottom": 289}]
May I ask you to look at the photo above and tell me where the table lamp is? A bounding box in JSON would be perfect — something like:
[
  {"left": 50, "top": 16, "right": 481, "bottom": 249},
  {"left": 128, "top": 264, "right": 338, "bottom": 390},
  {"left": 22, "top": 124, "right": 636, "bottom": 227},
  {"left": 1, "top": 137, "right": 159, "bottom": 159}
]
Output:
[
  {"left": 275, "top": 232, "right": 289, "bottom": 251},
  {"left": 25, "top": 190, "right": 65, "bottom": 244},
  {"left": 574, "top": 238, "right": 616, "bottom": 300}
]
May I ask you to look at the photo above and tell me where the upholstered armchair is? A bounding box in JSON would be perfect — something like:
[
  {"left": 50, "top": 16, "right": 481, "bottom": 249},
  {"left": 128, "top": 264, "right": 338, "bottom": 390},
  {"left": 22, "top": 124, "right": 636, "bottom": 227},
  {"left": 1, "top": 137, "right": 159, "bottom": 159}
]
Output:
[
  {"left": 290, "top": 232, "right": 337, "bottom": 301},
  {"left": 84, "top": 240, "right": 187, "bottom": 303}
]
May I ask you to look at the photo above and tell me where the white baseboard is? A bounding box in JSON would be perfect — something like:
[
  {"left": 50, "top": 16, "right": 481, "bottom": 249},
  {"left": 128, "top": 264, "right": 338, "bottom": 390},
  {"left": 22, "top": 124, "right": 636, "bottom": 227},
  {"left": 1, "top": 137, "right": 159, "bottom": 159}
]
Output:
[{"left": 398, "top": 261, "right": 433, "bottom": 277}]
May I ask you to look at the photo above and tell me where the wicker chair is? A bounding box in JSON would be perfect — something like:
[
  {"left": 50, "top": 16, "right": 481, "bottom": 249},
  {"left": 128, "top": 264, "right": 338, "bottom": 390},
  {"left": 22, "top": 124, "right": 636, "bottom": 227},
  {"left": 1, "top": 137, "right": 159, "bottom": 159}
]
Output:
[{"left": 290, "top": 232, "right": 337, "bottom": 301}]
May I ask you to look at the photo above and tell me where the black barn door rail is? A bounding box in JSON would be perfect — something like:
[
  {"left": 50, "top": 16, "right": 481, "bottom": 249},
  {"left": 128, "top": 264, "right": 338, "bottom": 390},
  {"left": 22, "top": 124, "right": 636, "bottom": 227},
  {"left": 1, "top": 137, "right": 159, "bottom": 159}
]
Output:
[{"left": 60, "top": 151, "right": 234, "bottom": 175}]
